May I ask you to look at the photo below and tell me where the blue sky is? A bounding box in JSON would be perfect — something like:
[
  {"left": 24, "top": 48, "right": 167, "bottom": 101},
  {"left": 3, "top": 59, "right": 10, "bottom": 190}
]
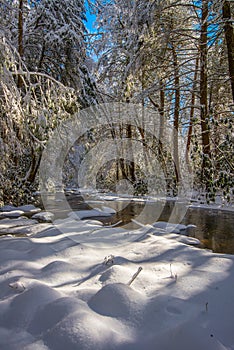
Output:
[{"left": 85, "top": 1, "right": 96, "bottom": 32}]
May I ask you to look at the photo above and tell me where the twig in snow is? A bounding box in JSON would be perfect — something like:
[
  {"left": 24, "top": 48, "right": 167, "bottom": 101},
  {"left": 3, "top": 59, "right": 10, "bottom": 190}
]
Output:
[{"left": 127, "top": 267, "right": 143, "bottom": 286}]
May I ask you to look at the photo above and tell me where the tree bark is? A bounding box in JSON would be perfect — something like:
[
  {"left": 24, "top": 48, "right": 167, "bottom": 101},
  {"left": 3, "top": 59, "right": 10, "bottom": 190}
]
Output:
[
  {"left": 222, "top": 0, "right": 234, "bottom": 102},
  {"left": 159, "top": 80, "right": 165, "bottom": 142},
  {"left": 24, "top": 148, "right": 42, "bottom": 184},
  {"left": 200, "top": 0, "right": 211, "bottom": 162},
  {"left": 17, "top": 0, "right": 24, "bottom": 88},
  {"left": 126, "top": 124, "right": 136, "bottom": 183},
  {"left": 186, "top": 55, "right": 199, "bottom": 169},
  {"left": 172, "top": 44, "right": 181, "bottom": 184}
]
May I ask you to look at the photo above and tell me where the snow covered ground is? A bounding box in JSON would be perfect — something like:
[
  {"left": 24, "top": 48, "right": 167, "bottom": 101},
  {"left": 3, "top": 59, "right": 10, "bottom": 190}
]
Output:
[{"left": 0, "top": 210, "right": 234, "bottom": 350}]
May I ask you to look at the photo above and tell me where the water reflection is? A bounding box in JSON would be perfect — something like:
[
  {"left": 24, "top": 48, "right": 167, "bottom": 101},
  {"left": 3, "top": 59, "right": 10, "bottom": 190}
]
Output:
[
  {"left": 67, "top": 196, "right": 234, "bottom": 254},
  {"left": 182, "top": 208, "right": 234, "bottom": 254},
  {"left": 40, "top": 192, "right": 234, "bottom": 254}
]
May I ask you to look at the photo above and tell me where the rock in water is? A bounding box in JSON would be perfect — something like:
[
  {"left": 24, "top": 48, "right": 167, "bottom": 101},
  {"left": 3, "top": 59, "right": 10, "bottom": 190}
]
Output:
[
  {"left": 17, "top": 205, "right": 41, "bottom": 217},
  {"left": 32, "top": 211, "right": 54, "bottom": 223},
  {"left": 0, "top": 210, "right": 25, "bottom": 219},
  {"left": 0, "top": 205, "right": 16, "bottom": 212},
  {"left": 0, "top": 217, "right": 38, "bottom": 229}
]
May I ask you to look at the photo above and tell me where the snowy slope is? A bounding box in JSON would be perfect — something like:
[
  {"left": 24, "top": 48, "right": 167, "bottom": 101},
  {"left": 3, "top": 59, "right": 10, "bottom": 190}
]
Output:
[{"left": 0, "top": 217, "right": 234, "bottom": 350}]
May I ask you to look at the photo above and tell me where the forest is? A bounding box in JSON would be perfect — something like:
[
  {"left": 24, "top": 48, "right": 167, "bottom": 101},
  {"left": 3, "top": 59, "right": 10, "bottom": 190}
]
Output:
[
  {"left": 1, "top": 2, "right": 234, "bottom": 350},
  {"left": 0, "top": 0, "right": 233, "bottom": 206}
]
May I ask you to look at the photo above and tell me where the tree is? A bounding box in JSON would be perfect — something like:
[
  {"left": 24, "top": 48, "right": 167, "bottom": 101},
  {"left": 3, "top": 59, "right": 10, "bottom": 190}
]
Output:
[
  {"left": 0, "top": 34, "right": 82, "bottom": 204},
  {"left": 199, "top": 0, "right": 211, "bottom": 163},
  {"left": 23, "top": 0, "right": 96, "bottom": 107},
  {"left": 0, "top": 0, "right": 94, "bottom": 204},
  {"left": 222, "top": 0, "right": 234, "bottom": 102},
  {"left": 93, "top": 0, "right": 233, "bottom": 202},
  {"left": 1, "top": 0, "right": 232, "bottom": 204}
]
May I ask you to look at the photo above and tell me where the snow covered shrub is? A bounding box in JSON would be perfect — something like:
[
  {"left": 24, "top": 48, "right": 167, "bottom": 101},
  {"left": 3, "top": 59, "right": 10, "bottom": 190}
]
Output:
[{"left": 0, "top": 36, "right": 80, "bottom": 205}]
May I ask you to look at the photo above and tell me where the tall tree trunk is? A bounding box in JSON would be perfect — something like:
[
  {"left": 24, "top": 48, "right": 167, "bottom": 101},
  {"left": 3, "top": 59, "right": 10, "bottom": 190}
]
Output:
[
  {"left": 17, "top": 0, "right": 24, "bottom": 88},
  {"left": 222, "top": 0, "right": 234, "bottom": 102},
  {"left": 139, "top": 69, "right": 150, "bottom": 175},
  {"left": 200, "top": 0, "right": 211, "bottom": 164},
  {"left": 148, "top": 94, "right": 168, "bottom": 185},
  {"left": 186, "top": 56, "right": 199, "bottom": 170},
  {"left": 148, "top": 83, "right": 165, "bottom": 145},
  {"left": 159, "top": 79, "right": 165, "bottom": 142},
  {"left": 172, "top": 44, "right": 181, "bottom": 184},
  {"left": 126, "top": 124, "right": 136, "bottom": 183},
  {"left": 158, "top": 81, "right": 165, "bottom": 173}
]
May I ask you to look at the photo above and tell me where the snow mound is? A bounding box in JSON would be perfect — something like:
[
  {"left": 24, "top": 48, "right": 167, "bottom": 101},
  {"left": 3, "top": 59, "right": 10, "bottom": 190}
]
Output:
[
  {"left": 28, "top": 297, "right": 82, "bottom": 336},
  {"left": 0, "top": 283, "right": 60, "bottom": 329},
  {"left": 99, "top": 265, "right": 132, "bottom": 284},
  {"left": 153, "top": 221, "right": 196, "bottom": 234},
  {"left": 88, "top": 283, "right": 146, "bottom": 318},
  {"left": 40, "top": 260, "right": 78, "bottom": 284},
  {"left": 0, "top": 327, "right": 49, "bottom": 350},
  {"left": 41, "top": 260, "right": 76, "bottom": 274},
  {"left": 43, "top": 305, "right": 133, "bottom": 350},
  {"left": 0, "top": 213, "right": 234, "bottom": 350},
  {"left": 178, "top": 236, "right": 201, "bottom": 246}
]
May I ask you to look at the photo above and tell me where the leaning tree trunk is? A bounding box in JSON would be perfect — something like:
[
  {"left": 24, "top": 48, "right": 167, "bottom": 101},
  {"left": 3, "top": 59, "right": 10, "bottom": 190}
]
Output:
[{"left": 222, "top": 0, "right": 234, "bottom": 103}]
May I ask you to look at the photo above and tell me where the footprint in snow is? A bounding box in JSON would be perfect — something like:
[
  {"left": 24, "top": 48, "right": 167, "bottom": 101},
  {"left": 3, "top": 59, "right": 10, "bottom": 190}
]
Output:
[{"left": 166, "top": 305, "right": 182, "bottom": 315}]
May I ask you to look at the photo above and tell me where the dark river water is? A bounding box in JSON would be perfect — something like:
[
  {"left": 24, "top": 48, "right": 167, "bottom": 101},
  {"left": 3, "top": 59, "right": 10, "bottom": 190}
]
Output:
[{"left": 66, "top": 194, "right": 234, "bottom": 254}]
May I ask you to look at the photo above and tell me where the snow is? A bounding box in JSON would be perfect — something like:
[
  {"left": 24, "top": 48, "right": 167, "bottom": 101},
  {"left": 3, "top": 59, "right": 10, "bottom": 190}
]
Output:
[
  {"left": 0, "top": 210, "right": 25, "bottom": 218},
  {"left": 0, "top": 217, "right": 38, "bottom": 229},
  {"left": 189, "top": 203, "right": 234, "bottom": 213},
  {"left": 0, "top": 214, "right": 234, "bottom": 350},
  {"left": 0, "top": 204, "right": 41, "bottom": 216},
  {"left": 32, "top": 211, "right": 55, "bottom": 223},
  {"left": 81, "top": 190, "right": 234, "bottom": 211},
  {"left": 68, "top": 207, "right": 115, "bottom": 220}
]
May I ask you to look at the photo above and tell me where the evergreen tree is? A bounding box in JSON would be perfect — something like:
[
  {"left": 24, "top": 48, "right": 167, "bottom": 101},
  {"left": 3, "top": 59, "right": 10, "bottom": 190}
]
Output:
[
  {"left": 0, "top": 0, "right": 97, "bottom": 204},
  {"left": 24, "top": 0, "right": 96, "bottom": 107}
]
